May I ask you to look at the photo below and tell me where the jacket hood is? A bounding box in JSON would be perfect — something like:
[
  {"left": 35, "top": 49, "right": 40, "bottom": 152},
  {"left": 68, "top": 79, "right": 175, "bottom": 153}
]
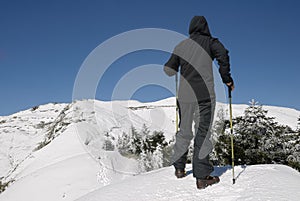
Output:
[{"left": 189, "top": 16, "right": 211, "bottom": 36}]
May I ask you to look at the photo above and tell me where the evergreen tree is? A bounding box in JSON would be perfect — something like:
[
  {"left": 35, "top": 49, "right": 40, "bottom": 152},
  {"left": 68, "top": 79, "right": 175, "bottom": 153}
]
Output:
[
  {"left": 162, "top": 137, "right": 175, "bottom": 167},
  {"left": 141, "top": 124, "right": 150, "bottom": 136},
  {"left": 138, "top": 145, "right": 164, "bottom": 173},
  {"left": 286, "top": 118, "right": 300, "bottom": 171},
  {"left": 117, "top": 126, "right": 141, "bottom": 156},
  {"left": 117, "top": 125, "right": 169, "bottom": 172},
  {"left": 297, "top": 117, "right": 300, "bottom": 133},
  {"left": 138, "top": 150, "right": 152, "bottom": 172},
  {"left": 215, "top": 100, "right": 290, "bottom": 166},
  {"left": 151, "top": 145, "right": 164, "bottom": 169},
  {"left": 102, "top": 132, "right": 115, "bottom": 151},
  {"left": 130, "top": 126, "right": 142, "bottom": 154},
  {"left": 211, "top": 107, "right": 227, "bottom": 165},
  {"left": 144, "top": 130, "right": 167, "bottom": 153},
  {"left": 117, "top": 131, "right": 131, "bottom": 155},
  {"left": 287, "top": 141, "right": 300, "bottom": 171},
  {"left": 137, "top": 126, "right": 165, "bottom": 173},
  {"left": 186, "top": 144, "right": 194, "bottom": 164}
]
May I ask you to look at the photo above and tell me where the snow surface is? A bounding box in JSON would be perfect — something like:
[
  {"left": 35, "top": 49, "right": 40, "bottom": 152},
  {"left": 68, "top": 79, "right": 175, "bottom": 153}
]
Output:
[
  {"left": 76, "top": 164, "right": 300, "bottom": 201},
  {"left": 0, "top": 98, "right": 299, "bottom": 201}
]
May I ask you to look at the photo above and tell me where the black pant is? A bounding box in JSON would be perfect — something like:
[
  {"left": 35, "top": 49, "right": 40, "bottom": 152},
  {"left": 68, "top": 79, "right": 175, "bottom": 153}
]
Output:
[{"left": 173, "top": 100, "right": 214, "bottom": 179}]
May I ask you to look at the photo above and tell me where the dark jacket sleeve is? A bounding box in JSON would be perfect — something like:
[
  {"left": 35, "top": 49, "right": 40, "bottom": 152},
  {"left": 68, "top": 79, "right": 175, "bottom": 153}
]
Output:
[
  {"left": 164, "top": 52, "right": 180, "bottom": 76},
  {"left": 210, "top": 38, "right": 233, "bottom": 84}
]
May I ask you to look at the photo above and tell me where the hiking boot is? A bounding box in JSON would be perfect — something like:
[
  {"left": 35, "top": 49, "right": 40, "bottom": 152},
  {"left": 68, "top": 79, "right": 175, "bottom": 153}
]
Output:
[
  {"left": 196, "top": 176, "right": 220, "bottom": 189},
  {"left": 175, "top": 169, "right": 186, "bottom": 178}
]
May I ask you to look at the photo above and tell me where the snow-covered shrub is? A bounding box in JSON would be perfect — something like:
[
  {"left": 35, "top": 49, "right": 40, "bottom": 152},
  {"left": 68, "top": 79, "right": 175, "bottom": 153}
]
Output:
[
  {"left": 117, "top": 126, "right": 141, "bottom": 156},
  {"left": 31, "top": 106, "right": 39, "bottom": 111},
  {"left": 102, "top": 139, "right": 115, "bottom": 151},
  {"left": 138, "top": 146, "right": 164, "bottom": 172},
  {"left": 161, "top": 139, "right": 174, "bottom": 167},
  {"left": 286, "top": 131, "right": 300, "bottom": 171},
  {"left": 0, "top": 180, "right": 8, "bottom": 193},
  {"left": 143, "top": 130, "right": 168, "bottom": 153},
  {"left": 297, "top": 116, "right": 300, "bottom": 132},
  {"left": 35, "top": 121, "right": 46, "bottom": 129},
  {"left": 102, "top": 132, "right": 115, "bottom": 151},
  {"left": 117, "top": 125, "right": 168, "bottom": 172},
  {"left": 117, "top": 131, "right": 132, "bottom": 155},
  {"left": 186, "top": 144, "right": 194, "bottom": 164},
  {"left": 0, "top": 179, "right": 14, "bottom": 193}
]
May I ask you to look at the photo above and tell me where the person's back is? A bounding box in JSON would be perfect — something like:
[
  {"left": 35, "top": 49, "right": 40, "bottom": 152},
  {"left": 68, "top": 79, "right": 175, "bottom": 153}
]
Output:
[
  {"left": 164, "top": 16, "right": 234, "bottom": 189},
  {"left": 164, "top": 16, "right": 233, "bottom": 103}
]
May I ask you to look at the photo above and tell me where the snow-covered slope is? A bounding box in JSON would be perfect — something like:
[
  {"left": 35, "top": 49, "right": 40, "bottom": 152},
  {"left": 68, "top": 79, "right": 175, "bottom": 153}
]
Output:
[
  {"left": 0, "top": 103, "right": 70, "bottom": 183},
  {"left": 0, "top": 98, "right": 299, "bottom": 201},
  {"left": 0, "top": 124, "right": 138, "bottom": 201},
  {"left": 76, "top": 164, "right": 300, "bottom": 201}
]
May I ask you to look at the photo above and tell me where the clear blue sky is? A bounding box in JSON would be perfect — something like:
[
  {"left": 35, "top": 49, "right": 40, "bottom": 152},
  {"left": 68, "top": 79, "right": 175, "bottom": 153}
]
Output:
[{"left": 1, "top": 0, "right": 300, "bottom": 115}]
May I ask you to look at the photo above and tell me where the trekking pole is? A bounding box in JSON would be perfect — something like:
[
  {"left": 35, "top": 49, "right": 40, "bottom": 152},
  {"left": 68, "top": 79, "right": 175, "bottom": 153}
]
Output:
[
  {"left": 175, "top": 73, "right": 179, "bottom": 133},
  {"left": 228, "top": 86, "right": 235, "bottom": 184}
]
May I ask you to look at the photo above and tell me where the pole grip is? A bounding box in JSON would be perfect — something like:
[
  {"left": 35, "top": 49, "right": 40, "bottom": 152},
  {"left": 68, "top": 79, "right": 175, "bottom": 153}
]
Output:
[{"left": 228, "top": 85, "right": 232, "bottom": 98}]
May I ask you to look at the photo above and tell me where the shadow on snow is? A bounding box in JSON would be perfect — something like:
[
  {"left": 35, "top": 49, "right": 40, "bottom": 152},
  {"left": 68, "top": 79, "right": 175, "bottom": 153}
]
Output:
[{"left": 186, "top": 164, "right": 247, "bottom": 181}]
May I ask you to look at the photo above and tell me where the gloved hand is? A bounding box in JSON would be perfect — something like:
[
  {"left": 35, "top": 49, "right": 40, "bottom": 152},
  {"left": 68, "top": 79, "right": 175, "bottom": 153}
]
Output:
[{"left": 226, "top": 82, "right": 235, "bottom": 91}]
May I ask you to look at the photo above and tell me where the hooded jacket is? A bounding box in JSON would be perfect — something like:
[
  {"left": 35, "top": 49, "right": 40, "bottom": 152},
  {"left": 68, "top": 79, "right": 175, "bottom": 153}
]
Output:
[{"left": 164, "top": 16, "right": 233, "bottom": 102}]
